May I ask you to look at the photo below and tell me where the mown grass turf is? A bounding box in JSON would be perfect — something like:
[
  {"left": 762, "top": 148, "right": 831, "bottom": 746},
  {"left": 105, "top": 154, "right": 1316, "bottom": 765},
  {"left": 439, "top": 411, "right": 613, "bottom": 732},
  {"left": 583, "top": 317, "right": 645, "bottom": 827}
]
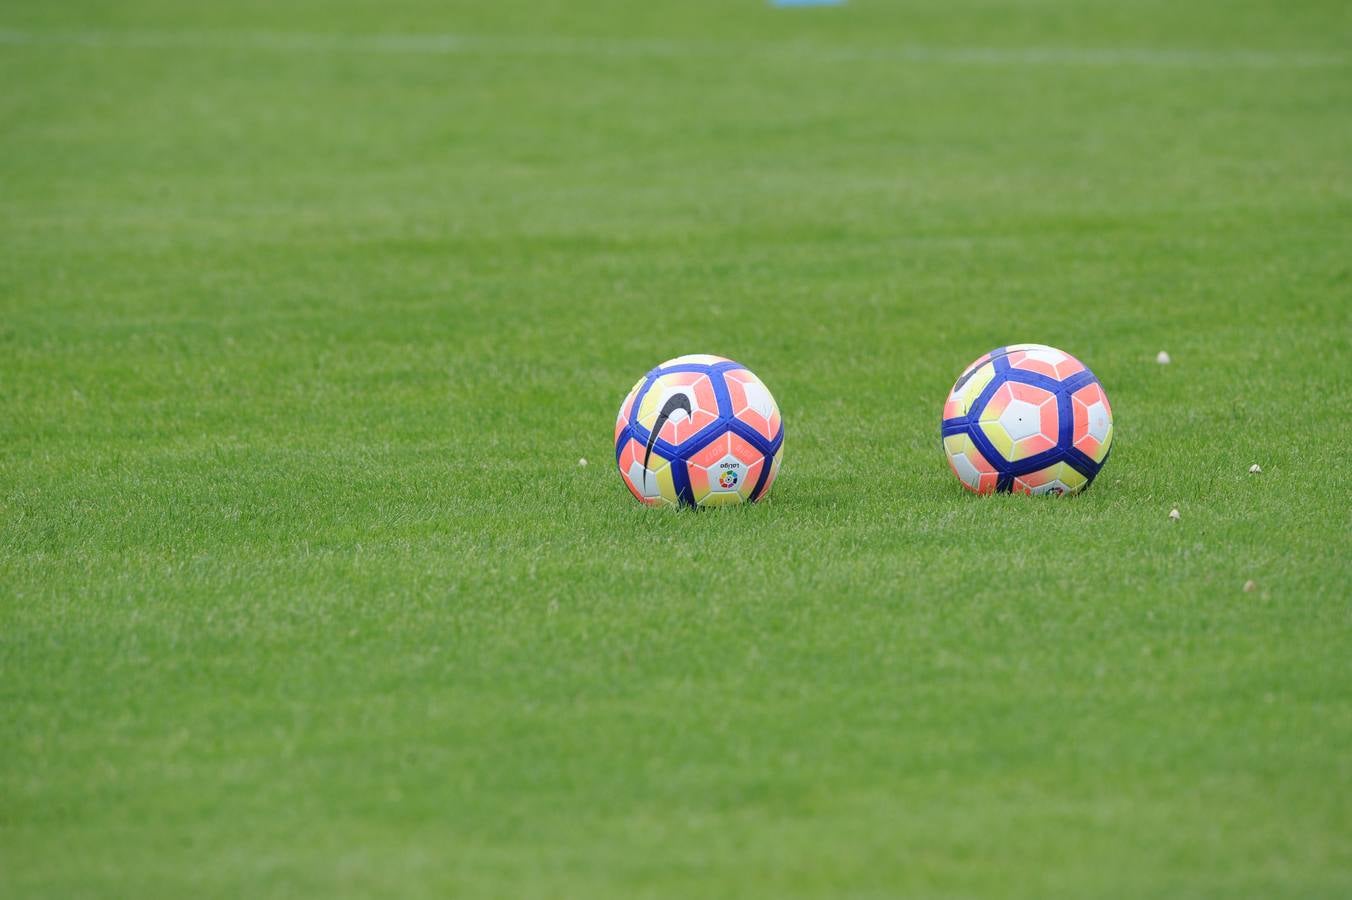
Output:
[{"left": 2, "top": 0, "right": 1350, "bottom": 896}]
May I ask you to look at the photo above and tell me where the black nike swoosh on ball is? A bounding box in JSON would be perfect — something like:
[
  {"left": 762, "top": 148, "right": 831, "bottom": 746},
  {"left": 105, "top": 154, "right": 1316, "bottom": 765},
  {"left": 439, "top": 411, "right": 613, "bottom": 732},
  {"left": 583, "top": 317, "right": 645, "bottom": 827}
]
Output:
[{"left": 642, "top": 393, "right": 692, "bottom": 491}]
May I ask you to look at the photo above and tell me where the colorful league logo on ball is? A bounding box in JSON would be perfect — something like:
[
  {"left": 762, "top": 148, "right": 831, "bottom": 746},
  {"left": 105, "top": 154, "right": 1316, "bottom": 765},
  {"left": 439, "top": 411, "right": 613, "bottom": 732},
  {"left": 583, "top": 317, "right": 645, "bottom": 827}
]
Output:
[
  {"left": 941, "top": 344, "right": 1113, "bottom": 495},
  {"left": 615, "top": 355, "right": 784, "bottom": 508}
]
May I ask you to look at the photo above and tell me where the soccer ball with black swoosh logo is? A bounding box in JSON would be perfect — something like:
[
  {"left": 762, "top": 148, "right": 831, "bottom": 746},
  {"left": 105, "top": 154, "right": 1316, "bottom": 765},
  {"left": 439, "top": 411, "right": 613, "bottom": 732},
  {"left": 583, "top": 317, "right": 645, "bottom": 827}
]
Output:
[{"left": 614, "top": 355, "right": 784, "bottom": 508}]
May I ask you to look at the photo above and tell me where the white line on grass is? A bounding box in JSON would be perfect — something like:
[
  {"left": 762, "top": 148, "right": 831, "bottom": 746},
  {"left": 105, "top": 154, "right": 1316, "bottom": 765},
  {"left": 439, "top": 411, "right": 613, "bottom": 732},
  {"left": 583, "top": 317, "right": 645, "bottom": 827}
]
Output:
[{"left": 0, "top": 27, "right": 1345, "bottom": 69}]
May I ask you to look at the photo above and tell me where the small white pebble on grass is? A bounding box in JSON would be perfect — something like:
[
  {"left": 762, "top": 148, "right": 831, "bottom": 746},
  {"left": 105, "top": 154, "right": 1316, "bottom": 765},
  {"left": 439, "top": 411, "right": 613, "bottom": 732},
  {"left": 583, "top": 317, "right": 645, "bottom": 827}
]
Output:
[
  {"left": 1249, "top": 464, "right": 1262, "bottom": 474},
  {"left": 1156, "top": 351, "right": 1172, "bottom": 364},
  {"left": 578, "top": 458, "right": 588, "bottom": 467},
  {"left": 1169, "top": 508, "right": 1181, "bottom": 521},
  {"left": 1243, "top": 580, "right": 1257, "bottom": 593}
]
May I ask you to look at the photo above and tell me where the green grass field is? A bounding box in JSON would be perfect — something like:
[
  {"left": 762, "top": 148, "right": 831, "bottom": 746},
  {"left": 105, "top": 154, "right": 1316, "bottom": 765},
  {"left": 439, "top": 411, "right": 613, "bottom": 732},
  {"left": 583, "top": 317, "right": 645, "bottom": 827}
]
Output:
[{"left": 3, "top": 0, "right": 1350, "bottom": 896}]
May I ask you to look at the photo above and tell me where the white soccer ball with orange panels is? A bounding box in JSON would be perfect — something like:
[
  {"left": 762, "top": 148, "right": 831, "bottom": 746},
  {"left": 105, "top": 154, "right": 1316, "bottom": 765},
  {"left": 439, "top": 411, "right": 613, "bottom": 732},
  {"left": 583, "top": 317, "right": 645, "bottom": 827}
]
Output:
[
  {"left": 614, "top": 355, "right": 784, "bottom": 508},
  {"left": 941, "top": 343, "right": 1114, "bottom": 495}
]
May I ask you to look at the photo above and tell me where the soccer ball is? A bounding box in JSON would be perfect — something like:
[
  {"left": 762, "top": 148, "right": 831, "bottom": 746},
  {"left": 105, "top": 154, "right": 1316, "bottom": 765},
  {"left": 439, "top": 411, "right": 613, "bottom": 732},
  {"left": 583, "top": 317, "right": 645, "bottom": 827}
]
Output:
[
  {"left": 941, "top": 344, "right": 1113, "bottom": 495},
  {"left": 615, "top": 355, "right": 784, "bottom": 507}
]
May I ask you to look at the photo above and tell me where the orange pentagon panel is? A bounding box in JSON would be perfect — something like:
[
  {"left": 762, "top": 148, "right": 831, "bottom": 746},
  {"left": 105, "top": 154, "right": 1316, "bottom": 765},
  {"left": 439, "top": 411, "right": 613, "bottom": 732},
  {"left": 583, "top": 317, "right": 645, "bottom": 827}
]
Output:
[
  {"left": 635, "top": 372, "right": 719, "bottom": 447},
  {"left": 616, "top": 438, "right": 678, "bottom": 507},
  {"left": 723, "top": 368, "right": 781, "bottom": 442},
  {"left": 1003, "top": 344, "right": 1086, "bottom": 381},
  {"left": 1011, "top": 461, "right": 1088, "bottom": 496},
  {"left": 977, "top": 381, "right": 1059, "bottom": 463},
  {"left": 686, "top": 432, "right": 766, "bottom": 507},
  {"left": 1071, "top": 382, "right": 1114, "bottom": 464},
  {"left": 943, "top": 359, "right": 998, "bottom": 420},
  {"left": 943, "top": 433, "right": 999, "bottom": 494},
  {"left": 614, "top": 376, "right": 645, "bottom": 446}
]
